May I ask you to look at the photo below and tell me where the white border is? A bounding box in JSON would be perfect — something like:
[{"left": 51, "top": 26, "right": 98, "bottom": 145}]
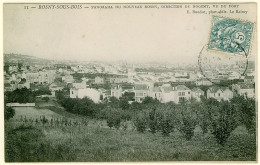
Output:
[{"left": 0, "top": 1, "right": 259, "bottom": 165}]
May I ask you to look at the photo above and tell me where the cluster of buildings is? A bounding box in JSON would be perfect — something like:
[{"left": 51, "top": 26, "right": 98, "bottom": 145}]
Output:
[
  {"left": 69, "top": 78, "right": 255, "bottom": 104},
  {"left": 4, "top": 60, "right": 255, "bottom": 105},
  {"left": 4, "top": 70, "right": 56, "bottom": 92}
]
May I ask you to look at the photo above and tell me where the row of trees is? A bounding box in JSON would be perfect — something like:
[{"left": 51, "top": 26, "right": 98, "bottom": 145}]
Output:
[
  {"left": 132, "top": 96, "right": 255, "bottom": 145},
  {"left": 4, "top": 88, "right": 52, "bottom": 104},
  {"left": 56, "top": 87, "right": 255, "bottom": 146},
  {"left": 4, "top": 87, "right": 52, "bottom": 121}
]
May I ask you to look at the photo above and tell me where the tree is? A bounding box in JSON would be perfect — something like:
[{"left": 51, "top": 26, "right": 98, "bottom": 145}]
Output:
[
  {"left": 5, "top": 88, "right": 35, "bottom": 103},
  {"left": 5, "top": 106, "right": 15, "bottom": 120},
  {"left": 134, "top": 112, "right": 148, "bottom": 133},
  {"left": 4, "top": 64, "right": 9, "bottom": 73},
  {"left": 142, "top": 97, "right": 160, "bottom": 104},
  {"left": 18, "top": 62, "right": 23, "bottom": 72},
  {"left": 121, "top": 92, "right": 135, "bottom": 101},
  {"left": 109, "top": 96, "right": 120, "bottom": 108},
  {"left": 26, "top": 65, "right": 30, "bottom": 70},
  {"left": 72, "top": 97, "right": 96, "bottom": 118},
  {"left": 119, "top": 97, "right": 129, "bottom": 110},
  {"left": 148, "top": 107, "right": 157, "bottom": 134},
  {"left": 231, "top": 96, "right": 256, "bottom": 134},
  {"left": 210, "top": 101, "right": 238, "bottom": 146},
  {"left": 42, "top": 97, "right": 49, "bottom": 102},
  {"left": 106, "top": 108, "right": 122, "bottom": 129},
  {"left": 176, "top": 103, "right": 197, "bottom": 140},
  {"left": 196, "top": 103, "right": 210, "bottom": 134},
  {"left": 160, "top": 117, "right": 172, "bottom": 136}
]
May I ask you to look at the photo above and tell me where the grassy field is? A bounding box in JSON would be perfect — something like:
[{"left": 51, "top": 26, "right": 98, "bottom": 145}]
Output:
[
  {"left": 5, "top": 105, "right": 256, "bottom": 162},
  {"left": 13, "top": 107, "right": 61, "bottom": 120}
]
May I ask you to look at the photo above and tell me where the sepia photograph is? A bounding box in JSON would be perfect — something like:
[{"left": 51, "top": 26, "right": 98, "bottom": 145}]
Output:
[{"left": 2, "top": 2, "right": 257, "bottom": 162}]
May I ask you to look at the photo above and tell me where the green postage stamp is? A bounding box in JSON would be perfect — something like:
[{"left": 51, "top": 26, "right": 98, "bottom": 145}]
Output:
[{"left": 208, "top": 16, "right": 254, "bottom": 56}]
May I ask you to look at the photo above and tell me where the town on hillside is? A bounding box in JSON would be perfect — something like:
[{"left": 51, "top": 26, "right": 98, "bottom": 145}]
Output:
[{"left": 4, "top": 54, "right": 255, "bottom": 104}]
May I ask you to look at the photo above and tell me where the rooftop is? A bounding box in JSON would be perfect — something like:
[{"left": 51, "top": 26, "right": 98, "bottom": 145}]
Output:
[{"left": 134, "top": 84, "right": 148, "bottom": 90}]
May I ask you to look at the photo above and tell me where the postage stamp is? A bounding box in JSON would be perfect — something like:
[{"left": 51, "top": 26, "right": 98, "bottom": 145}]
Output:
[{"left": 208, "top": 16, "right": 254, "bottom": 56}]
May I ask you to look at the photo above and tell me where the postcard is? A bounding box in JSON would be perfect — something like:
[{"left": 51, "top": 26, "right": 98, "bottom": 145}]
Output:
[{"left": 2, "top": 2, "right": 257, "bottom": 162}]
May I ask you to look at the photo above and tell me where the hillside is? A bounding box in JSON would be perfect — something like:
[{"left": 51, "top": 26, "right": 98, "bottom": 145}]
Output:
[{"left": 4, "top": 53, "right": 54, "bottom": 65}]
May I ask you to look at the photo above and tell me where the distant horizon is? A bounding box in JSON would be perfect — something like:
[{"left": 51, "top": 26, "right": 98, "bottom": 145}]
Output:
[{"left": 4, "top": 53, "right": 200, "bottom": 65}]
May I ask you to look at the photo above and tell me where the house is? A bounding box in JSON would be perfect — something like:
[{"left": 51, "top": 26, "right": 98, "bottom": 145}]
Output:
[
  {"left": 174, "top": 85, "right": 191, "bottom": 103},
  {"left": 121, "top": 84, "right": 135, "bottom": 94},
  {"left": 62, "top": 75, "right": 74, "bottom": 83},
  {"left": 195, "top": 78, "right": 213, "bottom": 86},
  {"left": 191, "top": 87, "right": 204, "bottom": 101},
  {"left": 98, "top": 88, "right": 108, "bottom": 100},
  {"left": 72, "top": 81, "right": 86, "bottom": 89},
  {"left": 151, "top": 86, "right": 163, "bottom": 102},
  {"left": 94, "top": 76, "right": 104, "bottom": 84},
  {"left": 26, "top": 70, "right": 56, "bottom": 84},
  {"left": 151, "top": 84, "right": 192, "bottom": 104},
  {"left": 160, "top": 84, "right": 175, "bottom": 103},
  {"left": 109, "top": 76, "right": 128, "bottom": 84},
  {"left": 26, "top": 72, "right": 39, "bottom": 84},
  {"left": 207, "top": 87, "right": 233, "bottom": 101},
  {"left": 111, "top": 85, "right": 123, "bottom": 99},
  {"left": 228, "top": 71, "right": 241, "bottom": 80},
  {"left": 232, "top": 83, "right": 255, "bottom": 98},
  {"left": 70, "top": 88, "right": 100, "bottom": 103},
  {"left": 133, "top": 84, "right": 151, "bottom": 103},
  {"left": 49, "top": 83, "right": 64, "bottom": 92},
  {"left": 162, "top": 76, "right": 176, "bottom": 83}
]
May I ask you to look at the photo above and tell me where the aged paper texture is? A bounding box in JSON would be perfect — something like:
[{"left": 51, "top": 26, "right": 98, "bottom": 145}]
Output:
[{"left": 2, "top": 2, "right": 258, "bottom": 163}]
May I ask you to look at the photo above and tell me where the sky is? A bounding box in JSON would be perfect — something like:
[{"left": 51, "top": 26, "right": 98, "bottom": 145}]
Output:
[{"left": 3, "top": 4, "right": 256, "bottom": 64}]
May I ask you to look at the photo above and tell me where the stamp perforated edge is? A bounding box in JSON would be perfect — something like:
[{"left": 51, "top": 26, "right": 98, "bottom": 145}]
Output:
[{"left": 206, "top": 15, "right": 256, "bottom": 58}]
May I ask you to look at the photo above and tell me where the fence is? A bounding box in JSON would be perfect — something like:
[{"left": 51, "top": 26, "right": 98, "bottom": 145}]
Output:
[{"left": 6, "top": 103, "right": 36, "bottom": 107}]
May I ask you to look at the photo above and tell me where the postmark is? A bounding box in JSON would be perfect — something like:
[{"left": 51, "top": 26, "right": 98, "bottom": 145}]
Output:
[
  {"left": 208, "top": 16, "right": 254, "bottom": 56},
  {"left": 197, "top": 16, "right": 254, "bottom": 86},
  {"left": 198, "top": 45, "right": 248, "bottom": 86}
]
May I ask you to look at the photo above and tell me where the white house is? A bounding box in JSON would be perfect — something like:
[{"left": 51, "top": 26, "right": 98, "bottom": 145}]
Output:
[
  {"left": 111, "top": 85, "right": 123, "bottom": 99},
  {"left": 228, "top": 71, "right": 241, "bottom": 80},
  {"left": 160, "top": 84, "right": 191, "bottom": 104},
  {"left": 191, "top": 87, "right": 204, "bottom": 101},
  {"left": 207, "top": 87, "right": 233, "bottom": 101},
  {"left": 94, "top": 76, "right": 104, "bottom": 84},
  {"left": 62, "top": 75, "right": 74, "bottom": 83},
  {"left": 72, "top": 81, "right": 86, "bottom": 89},
  {"left": 174, "top": 85, "right": 191, "bottom": 103},
  {"left": 151, "top": 87, "right": 163, "bottom": 102},
  {"left": 160, "top": 84, "right": 175, "bottom": 103},
  {"left": 195, "top": 78, "right": 213, "bottom": 86},
  {"left": 232, "top": 83, "right": 255, "bottom": 98},
  {"left": 70, "top": 88, "right": 100, "bottom": 103},
  {"left": 49, "top": 83, "right": 64, "bottom": 92},
  {"left": 133, "top": 84, "right": 151, "bottom": 103}
]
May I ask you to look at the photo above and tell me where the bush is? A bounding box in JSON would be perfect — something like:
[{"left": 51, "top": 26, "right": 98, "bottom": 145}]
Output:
[
  {"left": 210, "top": 101, "right": 238, "bottom": 146},
  {"left": 134, "top": 112, "right": 147, "bottom": 133},
  {"left": 196, "top": 103, "right": 210, "bottom": 134},
  {"left": 4, "top": 106, "right": 15, "bottom": 120},
  {"left": 106, "top": 108, "right": 122, "bottom": 129},
  {"left": 179, "top": 116, "right": 196, "bottom": 140},
  {"left": 177, "top": 103, "right": 197, "bottom": 140},
  {"left": 42, "top": 97, "right": 49, "bottom": 102},
  {"left": 160, "top": 118, "right": 172, "bottom": 136},
  {"left": 148, "top": 108, "right": 157, "bottom": 134},
  {"left": 231, "top": 96, "right": 256, "bottom": 134}
]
